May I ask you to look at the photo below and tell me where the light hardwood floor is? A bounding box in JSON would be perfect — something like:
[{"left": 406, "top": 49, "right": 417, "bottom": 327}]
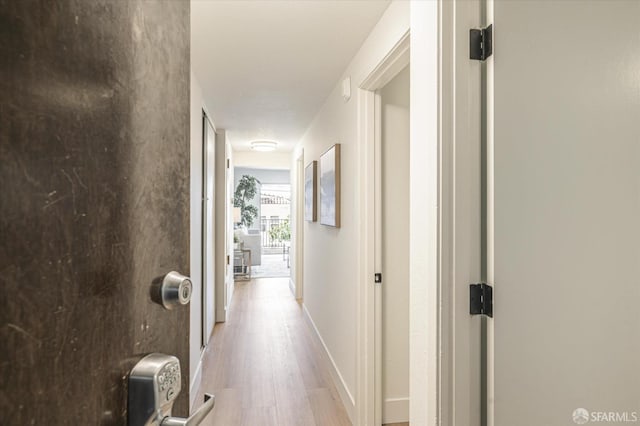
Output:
[{"left": 195, "top": 277, "right": 352, "bottom": 426}]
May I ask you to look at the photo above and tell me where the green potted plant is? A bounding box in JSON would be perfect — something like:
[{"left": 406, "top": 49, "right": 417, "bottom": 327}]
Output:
[{"left": 233, "top": 175, "right": 261, "bottom": 228}]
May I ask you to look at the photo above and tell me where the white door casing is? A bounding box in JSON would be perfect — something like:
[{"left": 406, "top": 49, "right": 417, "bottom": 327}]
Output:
[
  {"left": 358, "top": 30, "right": 410, "bottom": 426},
  {"left": 202, "top": 114, "right": 215, "bottom": 345},
  {"left": 439, "top": 0, "right": 485, "bottom": 424},
  {"left": 295, "top": 151, "right": 304, "bottom": 300},
  {"left": 226, "top": 144, "right": 235, "bottom": 309},
  {"left": 215, "top": 129, "right": 228, "bottom": 323}
]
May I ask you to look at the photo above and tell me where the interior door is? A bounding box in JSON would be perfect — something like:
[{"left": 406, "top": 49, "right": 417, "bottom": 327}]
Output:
[
  {"left": 202, "top": 115, "right": 215, "bottom": 344},
  {"left": 0, "top": 1, "right": 191, "bottom": 423},
  {"left": 489, "top": 1, "right": 640, "bottom": 425}
]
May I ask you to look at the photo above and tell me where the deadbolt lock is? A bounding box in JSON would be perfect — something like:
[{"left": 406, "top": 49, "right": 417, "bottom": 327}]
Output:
[{"left": 159, "top": 271, "right": 192, "bottom": 310}]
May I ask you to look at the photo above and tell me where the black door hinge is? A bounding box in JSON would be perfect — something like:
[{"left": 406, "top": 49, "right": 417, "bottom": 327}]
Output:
[
  {"left": 374, "top": 273, "right": 382, "bottom": 284},
  {"left": 470, "top": 24, "right": 493, "bottom": 61},
  {"left": 470, "top": 283, "right": 493, "bottom": 317}
]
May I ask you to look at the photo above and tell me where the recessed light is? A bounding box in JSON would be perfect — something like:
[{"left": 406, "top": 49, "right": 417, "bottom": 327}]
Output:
[{"left": 251, "top": 141, "right": 278, "bottom": 152}]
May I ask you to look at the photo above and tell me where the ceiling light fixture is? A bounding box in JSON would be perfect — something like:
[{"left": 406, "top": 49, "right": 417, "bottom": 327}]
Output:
[{"left": 251, "top": 141, "right": 278, "bottom": 152}]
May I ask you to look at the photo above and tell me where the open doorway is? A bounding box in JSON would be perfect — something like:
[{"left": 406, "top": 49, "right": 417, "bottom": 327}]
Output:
[
  {"left": 233, "top": 167, "right": 291, "bottom": 280},
  {"left": 258, "top": 183, "right": 292, "bottom": 277},
  {"left": 378, "top": 65, "right": 410, "bottom": 425},
  {"left": 357, "top": 30, "right": 410, "bottom": 426}
]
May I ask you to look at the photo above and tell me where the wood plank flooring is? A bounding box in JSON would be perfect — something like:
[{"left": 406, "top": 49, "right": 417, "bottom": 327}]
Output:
[{"left": 195, "top": 277, "right": 352, "bottom": 426}]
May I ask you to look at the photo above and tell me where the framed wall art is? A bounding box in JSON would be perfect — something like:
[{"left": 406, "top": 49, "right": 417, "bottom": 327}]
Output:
[
  {"left": 320, "top": 144, "right": 341, "bottom": 227},
  {"left": 305, "top": 161, "right": 317, "bottom": 222}
]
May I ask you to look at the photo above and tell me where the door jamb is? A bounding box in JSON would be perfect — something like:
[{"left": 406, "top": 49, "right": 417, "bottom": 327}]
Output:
[
  {"left": 439, "top": 0, "right": 484, "bottom": 424},
  {"left": 214, "top": 130, "right": 230, "bottom": 323},
  {"left": 295, "top": 151, "right": 305, "bottom": 300},
  {"left": 357, "top": 30, "right": 410, "bottom": 426},
  {"left": 201, "top": 111, "right": 216, "bottom": 348}
]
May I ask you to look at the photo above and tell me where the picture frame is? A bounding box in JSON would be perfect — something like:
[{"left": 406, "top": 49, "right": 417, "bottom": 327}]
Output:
[
  {"left": 304, "top": 161, "right": 317, "bottom": 222},
  {"left": 319, "top": 144, "right": 341, "bottom": 227}
]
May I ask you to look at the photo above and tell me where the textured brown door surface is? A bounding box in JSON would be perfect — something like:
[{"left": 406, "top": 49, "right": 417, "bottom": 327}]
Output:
[{"left": 0, "top": 1, "right": 191, "bottom": 424}]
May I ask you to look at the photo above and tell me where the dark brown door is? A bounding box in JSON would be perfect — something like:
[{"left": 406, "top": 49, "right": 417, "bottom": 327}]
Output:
[{"left": 0, "top": 1, "right": 191, "bottom": 424}]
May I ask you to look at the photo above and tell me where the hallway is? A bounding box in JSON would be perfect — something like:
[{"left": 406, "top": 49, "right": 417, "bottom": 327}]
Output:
[{"left": 195, "top": 278, "right": 351, "bottom": 426}]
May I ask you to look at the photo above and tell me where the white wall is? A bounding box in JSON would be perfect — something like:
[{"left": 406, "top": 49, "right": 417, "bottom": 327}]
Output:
[
  {"left": 233, "top": 150, "right": 292, "bottom": 169},
  {"left": 290, "top": 1, "right": 410, "bottom": 418},
  {"left": 234, "top": 167, "right": 290, "bottom": 185},
  {"left": 380, "top": 66, "right": 410, "bottom": 424},
  {"left": 189, "top": 72, "right": 206, "bottom": 407}
]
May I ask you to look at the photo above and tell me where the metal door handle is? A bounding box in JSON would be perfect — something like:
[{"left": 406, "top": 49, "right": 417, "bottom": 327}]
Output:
[
  {"left": 161, "top": 394, "right": 215, "bottom": 426},
  {"left": 128, "top": 354, "right": 213, "bottom": 426}
]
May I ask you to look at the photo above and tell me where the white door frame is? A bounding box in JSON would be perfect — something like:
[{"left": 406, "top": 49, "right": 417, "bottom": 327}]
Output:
[
  {"left": 202, "top": 111, "right": 216, "bottom": 347},
  {"left": 356, "top": 30, "right": 410, "bottom": 426},
  {"left": 355, "top": 2, "right": 481, "bottom": 424},
  {"left": 440, "top": 0, "right": 485, "bottom": 424},
  {"left": 294, "top": 150, "right": 305, "bottom": 300},
  {"left": 225, "top": 142, "right": 235, "bottom": 311},
  {"left": 215, "top": 129, "right": 231, "bottom": 323}
]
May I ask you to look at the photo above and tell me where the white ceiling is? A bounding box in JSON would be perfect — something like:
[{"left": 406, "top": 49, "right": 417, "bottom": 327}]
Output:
[{"left": 191, "top": 0, "right": 391, "bottom": 152}]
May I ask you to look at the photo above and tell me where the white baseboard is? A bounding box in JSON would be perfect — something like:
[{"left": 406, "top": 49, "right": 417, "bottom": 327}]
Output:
[
  {"left": 302, "top": 304, "right": 355, "bottom": 423},
  {"left": 383, "top": 397, "right": 410, "bottom": 424},
  {"left": 289, "top": 277, "right": 296, "bottom": 296},
  {"left": 189, "top": 349, "right": 206, "bottom": 412}
]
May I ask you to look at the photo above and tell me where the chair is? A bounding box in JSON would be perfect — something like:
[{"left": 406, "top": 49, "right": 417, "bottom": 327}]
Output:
[{"left": 238, "top": 228, "right": 261, "bottom": 266}]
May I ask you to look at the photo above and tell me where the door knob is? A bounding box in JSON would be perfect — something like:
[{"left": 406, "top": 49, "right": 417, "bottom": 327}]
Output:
[{"left": 129, "top": 353, "right": 215, "bottom": 426}]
